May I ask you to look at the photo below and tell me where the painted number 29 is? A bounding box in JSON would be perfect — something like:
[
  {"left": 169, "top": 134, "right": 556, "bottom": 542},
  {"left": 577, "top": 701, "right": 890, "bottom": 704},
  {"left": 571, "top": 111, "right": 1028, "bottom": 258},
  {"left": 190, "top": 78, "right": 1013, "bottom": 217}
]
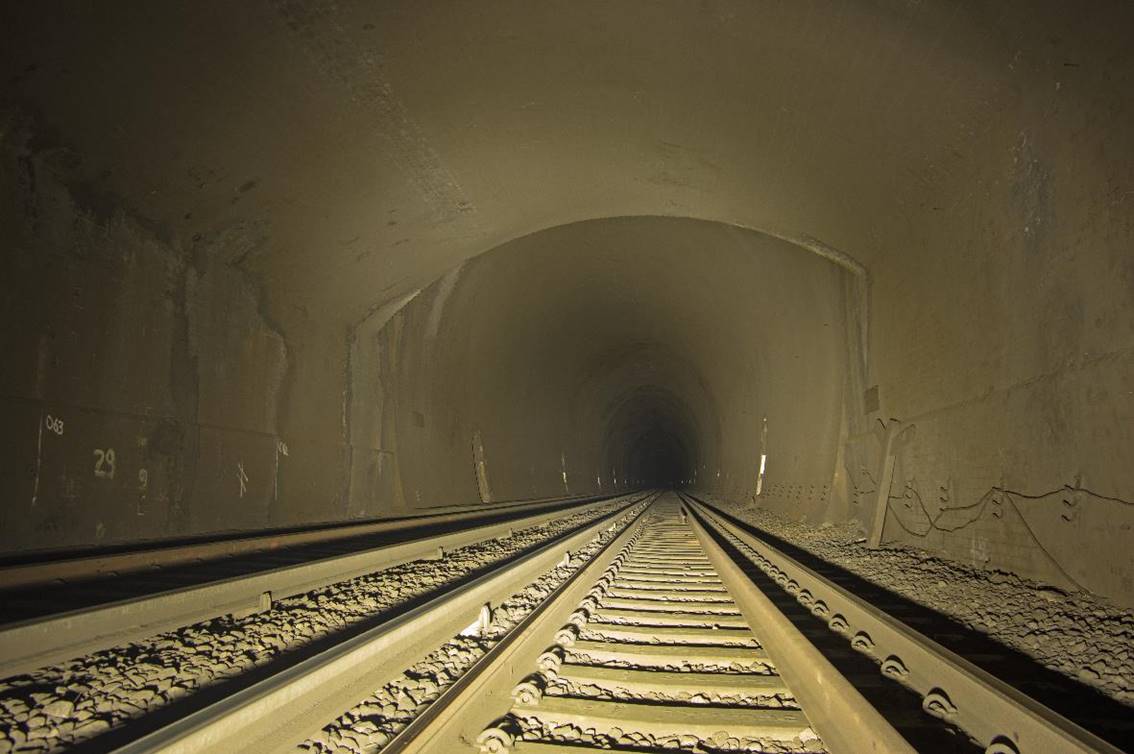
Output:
[{"left": 94, "top": 448, "right": 117, "bottom": 479}]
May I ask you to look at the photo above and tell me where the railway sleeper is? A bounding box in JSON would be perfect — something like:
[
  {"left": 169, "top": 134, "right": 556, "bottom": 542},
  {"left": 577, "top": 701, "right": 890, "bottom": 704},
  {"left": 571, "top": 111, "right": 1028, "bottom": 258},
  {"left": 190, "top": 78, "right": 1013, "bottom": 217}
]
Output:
[
  {"left": 617, "top": 566, "right": 716, "bottom": 577},
  {"left": 589, "top": 606, "right": 749, "bottom": 628},
  {"left": 607, "top": 571, "right": 721, "bottom": 584},
  {"left": 599, "top": 596, "right": 739, "bottom": 612},
  {"left": 509, "top": 696, "right": 818, "bottom": 748},
  {"left": 566, "top": 639, "right": 776, "bottom": 673},
  {"left": 610, "top": 578, "right": 727, "bottom": 592},
  {"left": 553, "top": 664, "right": 796, "bottom": 703},
  {"left": 624, "top": 555, "right": 712, "bottom": 564},
  {"left": 606, "top": 586, "right": 730, "bottom": 601},
  {"left": 578, "top": 624, "right": 758, "bottom": 646}
]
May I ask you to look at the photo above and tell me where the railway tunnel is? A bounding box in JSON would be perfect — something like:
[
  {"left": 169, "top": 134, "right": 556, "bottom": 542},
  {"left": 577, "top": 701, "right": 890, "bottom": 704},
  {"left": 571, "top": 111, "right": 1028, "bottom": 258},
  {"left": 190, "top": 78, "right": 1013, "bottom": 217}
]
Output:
[{"left": 1, "top": 2, "right": 1133, "bottom": 752}]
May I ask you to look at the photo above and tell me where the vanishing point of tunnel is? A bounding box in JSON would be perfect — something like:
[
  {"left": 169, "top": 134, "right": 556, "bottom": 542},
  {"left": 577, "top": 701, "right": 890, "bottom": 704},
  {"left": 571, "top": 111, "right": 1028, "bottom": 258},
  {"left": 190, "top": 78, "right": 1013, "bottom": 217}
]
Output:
[{"left": 0, "top": 2, "right": 1132, "bottom": 753}]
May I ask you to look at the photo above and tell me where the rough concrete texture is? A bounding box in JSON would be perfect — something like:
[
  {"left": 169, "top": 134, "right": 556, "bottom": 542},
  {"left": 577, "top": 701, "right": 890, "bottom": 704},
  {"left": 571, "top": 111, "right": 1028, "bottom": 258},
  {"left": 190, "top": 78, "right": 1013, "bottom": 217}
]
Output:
[
  {"left": 1, "top": 0, "right": 1132, "bottom": 611},
  {"left": 0, "top": 110, "right": 314, "bottom": 551},
  {"left": 704, "top": 493, "right": 1134, "bottom": 707}
]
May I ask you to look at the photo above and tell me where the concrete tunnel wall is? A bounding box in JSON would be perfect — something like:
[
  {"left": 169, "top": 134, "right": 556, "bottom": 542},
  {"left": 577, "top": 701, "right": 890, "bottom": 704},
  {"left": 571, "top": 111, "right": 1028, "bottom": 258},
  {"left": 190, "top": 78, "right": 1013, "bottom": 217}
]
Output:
[
  {"left": 0, "top": 1, "right": 1132, "bottom": 606},
  {"left": 345, "top": 217, "right": 847, "bottom": 514}
]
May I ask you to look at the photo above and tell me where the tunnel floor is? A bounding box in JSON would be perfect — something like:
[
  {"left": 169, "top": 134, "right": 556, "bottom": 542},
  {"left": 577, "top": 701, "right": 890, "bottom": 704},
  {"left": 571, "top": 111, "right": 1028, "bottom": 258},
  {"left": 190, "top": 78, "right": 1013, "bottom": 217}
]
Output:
[{"left": 0, "top": 492, "right": 1129, "bottom": 753}]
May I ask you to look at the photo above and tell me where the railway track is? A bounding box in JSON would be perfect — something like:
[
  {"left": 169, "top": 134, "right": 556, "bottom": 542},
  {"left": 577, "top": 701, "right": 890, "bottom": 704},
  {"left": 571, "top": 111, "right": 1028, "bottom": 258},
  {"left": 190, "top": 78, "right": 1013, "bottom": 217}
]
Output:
[
  {"left": 0, "top": 493, "right": 653, "bottom": 753},
  {"left": 366, "top": 493, "right": 1123, "bottom": 754},
  {"left": 0, "top": 492, "right": 638, "bottom": 678},
  {"left": 1, "top": 491, "right": 1124, "bottom": 753},
  {"left": 472, "top": 499, "right": 824, "bottom": 754}
]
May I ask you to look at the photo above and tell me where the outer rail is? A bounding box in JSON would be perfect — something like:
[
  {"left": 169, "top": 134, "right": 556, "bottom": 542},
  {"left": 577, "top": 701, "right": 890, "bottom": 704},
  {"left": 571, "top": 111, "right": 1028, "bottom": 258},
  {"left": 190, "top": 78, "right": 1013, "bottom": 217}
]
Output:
[
  {"left": 115, "top": 498, "right": 652, "bottom": 754},
  {"left": 0, "top": 493, "right": 620, "bottom": 590},
  {"left": 686, "top": 502, "right": 914, "bottom": 754},
  {"left": 685, "top": 495, "right": 1123, "bottom": 754},
  {"left": 0, "top": 493, "right": 645, "bottom": 679}
]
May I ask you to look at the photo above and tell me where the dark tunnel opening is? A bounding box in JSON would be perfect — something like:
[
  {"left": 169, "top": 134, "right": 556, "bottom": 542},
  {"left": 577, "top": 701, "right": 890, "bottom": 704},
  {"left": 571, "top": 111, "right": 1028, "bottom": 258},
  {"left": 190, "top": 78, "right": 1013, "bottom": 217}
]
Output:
[
  {"left": 600, "top": 386, "right": 702, "bottom": 489},
  {"left": 622, "top": 429, "right": 693, "bottom": 489}
]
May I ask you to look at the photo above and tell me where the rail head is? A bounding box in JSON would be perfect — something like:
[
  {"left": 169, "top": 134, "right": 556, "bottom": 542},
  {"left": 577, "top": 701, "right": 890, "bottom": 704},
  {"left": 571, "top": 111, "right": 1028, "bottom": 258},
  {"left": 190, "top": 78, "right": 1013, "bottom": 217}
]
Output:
[{"left": 685, "top": 495, "right": 1124, "bottom": 754}]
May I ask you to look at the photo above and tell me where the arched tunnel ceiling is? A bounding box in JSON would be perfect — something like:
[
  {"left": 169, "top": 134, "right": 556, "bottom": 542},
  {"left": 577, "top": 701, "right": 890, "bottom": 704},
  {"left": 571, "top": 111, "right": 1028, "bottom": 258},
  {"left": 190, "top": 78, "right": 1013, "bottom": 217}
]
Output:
[
  {"left": 5, "top": 0, "right": 1130, "bottom": 329},
  {"left": 2, "top": 1, "right": 1132, "bottom": 605}
]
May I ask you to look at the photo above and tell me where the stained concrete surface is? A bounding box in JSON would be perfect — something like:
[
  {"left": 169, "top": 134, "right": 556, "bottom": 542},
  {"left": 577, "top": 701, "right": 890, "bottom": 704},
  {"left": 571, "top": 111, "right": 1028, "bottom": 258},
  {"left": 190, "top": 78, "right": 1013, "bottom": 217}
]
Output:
[{"left": 0, "top": 2, "right": 1132, "bottom": 608}]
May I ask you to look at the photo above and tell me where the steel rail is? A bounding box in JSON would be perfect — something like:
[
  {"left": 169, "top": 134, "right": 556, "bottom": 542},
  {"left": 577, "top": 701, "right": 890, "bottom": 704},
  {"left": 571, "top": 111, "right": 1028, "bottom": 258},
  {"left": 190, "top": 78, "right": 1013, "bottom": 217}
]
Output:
[
  {"left": 0, "top": 492, "right": 647, "bottom": 679},
  {"left": 114, "top": 496, "right": 654, "bottom": 754},
  {"left": 685, "top": 501, "right": 914, "bottom": 754},
  {"left": 684, "top": 494, "right": 1124, "bottom": 754},
  {"left": 380, "top": 494, "right": 857, "bottom": 754},
  {"left": 0, "top": 492, "right": 621, "bottom": 591},
  {"left": 378, "top": 493, "right": 649, "bottom": 754}
]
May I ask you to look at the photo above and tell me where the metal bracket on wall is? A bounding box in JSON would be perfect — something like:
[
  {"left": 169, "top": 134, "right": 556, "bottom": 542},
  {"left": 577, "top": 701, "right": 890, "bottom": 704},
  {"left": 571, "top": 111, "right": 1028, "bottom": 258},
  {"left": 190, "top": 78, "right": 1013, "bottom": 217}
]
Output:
[{"left": 867, "top": 419, "right": 916, "bottom": 549}]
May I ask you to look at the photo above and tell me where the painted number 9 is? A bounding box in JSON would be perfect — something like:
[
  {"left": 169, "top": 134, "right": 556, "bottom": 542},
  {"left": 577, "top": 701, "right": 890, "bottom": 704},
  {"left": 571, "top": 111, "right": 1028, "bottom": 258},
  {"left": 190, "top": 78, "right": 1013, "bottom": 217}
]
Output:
[{"left": 94, "top": 448, "right": 117, "bottom": 479}]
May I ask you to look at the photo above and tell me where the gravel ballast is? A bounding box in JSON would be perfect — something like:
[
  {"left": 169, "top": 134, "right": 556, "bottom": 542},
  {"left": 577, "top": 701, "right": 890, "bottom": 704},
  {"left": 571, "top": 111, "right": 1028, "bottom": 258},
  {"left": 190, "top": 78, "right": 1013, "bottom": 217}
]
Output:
[
  {"left": 0, "top": 496, "right": 639, "bottom": 753},
  {"left": 300, "top": 502, "right": 649, "bottom": 754},
  {"left": 302, "top": 500, "right": 807, "bottom": 754}
]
